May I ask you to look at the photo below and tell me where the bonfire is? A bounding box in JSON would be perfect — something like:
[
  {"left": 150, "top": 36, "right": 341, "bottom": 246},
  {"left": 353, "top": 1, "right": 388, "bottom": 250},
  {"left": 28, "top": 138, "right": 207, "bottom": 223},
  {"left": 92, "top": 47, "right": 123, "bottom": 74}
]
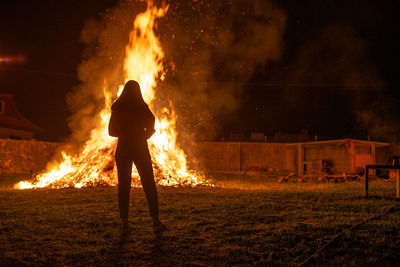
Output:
[{"left": 15, "top": 2, "right": 211, "bottom": 189}]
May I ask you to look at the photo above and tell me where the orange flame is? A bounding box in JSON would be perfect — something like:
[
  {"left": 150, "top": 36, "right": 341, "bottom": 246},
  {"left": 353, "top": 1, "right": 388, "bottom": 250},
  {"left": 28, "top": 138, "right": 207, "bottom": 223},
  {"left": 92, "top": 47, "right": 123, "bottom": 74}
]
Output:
[{"left": 15, "top": 2, "right": 211, "bottom": 189}]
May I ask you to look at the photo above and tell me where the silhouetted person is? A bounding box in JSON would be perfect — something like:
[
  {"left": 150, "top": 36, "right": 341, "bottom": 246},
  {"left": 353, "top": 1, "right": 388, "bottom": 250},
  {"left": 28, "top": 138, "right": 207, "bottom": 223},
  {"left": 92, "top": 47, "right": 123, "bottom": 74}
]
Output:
[{"left": 108, "top": 80, "right": 166, "bottom": 233}]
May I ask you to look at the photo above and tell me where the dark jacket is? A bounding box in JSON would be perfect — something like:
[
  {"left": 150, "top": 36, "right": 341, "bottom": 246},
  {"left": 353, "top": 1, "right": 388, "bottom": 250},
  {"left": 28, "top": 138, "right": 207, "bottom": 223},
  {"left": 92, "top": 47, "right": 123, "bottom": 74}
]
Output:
[{"left": 108, "top": 80, "right": 155, "bottom": 139}]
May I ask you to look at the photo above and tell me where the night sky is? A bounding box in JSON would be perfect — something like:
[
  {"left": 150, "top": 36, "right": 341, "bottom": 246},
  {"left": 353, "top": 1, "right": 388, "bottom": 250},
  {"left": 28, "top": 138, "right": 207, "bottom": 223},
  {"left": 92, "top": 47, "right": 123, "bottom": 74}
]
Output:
[{"left": 0, "top": 0, "right": 398, "bottom": 142}]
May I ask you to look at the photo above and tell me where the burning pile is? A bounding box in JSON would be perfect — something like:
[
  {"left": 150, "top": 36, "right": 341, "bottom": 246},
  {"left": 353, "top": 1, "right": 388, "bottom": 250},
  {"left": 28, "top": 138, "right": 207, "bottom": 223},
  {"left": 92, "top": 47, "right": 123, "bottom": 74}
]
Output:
[{"left": 15, "top": 2, "right": 210, "bottom": 189}]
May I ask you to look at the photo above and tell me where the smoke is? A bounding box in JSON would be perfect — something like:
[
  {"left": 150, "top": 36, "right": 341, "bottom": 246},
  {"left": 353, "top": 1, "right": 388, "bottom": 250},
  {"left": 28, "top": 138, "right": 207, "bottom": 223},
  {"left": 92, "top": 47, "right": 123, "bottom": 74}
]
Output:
[
  {"left": 65, "top": 0, "right": 287, "bottom": 161},
  {"left": 282, "top": 23, "right": 395, "bottom": 139},
  {"left": 66, "top": 2, "right": 148, "bottom": 146},
  {"left": 286, "top": 24, "right": 383, "bottom": 89},
  {"left": 155, "top": 0, "right": 287, "bottom": 141},
  {"left": 356, "top": 96, "right": 400, "bottom": 141}
]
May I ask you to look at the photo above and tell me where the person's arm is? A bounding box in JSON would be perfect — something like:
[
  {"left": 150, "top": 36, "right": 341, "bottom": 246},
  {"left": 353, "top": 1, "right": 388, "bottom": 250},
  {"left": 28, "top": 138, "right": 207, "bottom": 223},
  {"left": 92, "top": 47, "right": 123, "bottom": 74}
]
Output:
[{"left": 144, "top": 106, "right": 156, "bottom": 139}]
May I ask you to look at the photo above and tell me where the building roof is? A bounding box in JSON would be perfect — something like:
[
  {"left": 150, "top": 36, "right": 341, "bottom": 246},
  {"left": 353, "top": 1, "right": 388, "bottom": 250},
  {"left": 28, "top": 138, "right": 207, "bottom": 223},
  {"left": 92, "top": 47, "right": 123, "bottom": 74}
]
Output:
[
  {"left": 286, "top": 139, "right": 390, "bottom": 148},
  {"left": 0, "top": 93, "right": 43, "bottom": 133}
]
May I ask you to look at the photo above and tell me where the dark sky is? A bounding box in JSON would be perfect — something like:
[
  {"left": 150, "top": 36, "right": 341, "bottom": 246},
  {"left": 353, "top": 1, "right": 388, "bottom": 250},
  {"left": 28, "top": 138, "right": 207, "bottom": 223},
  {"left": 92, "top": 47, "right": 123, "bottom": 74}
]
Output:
[
  {"left": 232, "top": 0, "right": 399, "bottom": 140},
  {"left": 0, "top": 0, "right": 119, "bottom": 141},
  {"left": 0, "top": 0, "right": 398, "bottom": 141}
]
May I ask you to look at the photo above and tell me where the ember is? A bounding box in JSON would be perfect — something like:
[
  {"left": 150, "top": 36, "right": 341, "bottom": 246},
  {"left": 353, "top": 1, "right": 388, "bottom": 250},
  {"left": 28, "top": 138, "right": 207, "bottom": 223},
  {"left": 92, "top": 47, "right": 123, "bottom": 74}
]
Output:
[{"left": 15, "top": 2, "right": 211, "bottom": 189}]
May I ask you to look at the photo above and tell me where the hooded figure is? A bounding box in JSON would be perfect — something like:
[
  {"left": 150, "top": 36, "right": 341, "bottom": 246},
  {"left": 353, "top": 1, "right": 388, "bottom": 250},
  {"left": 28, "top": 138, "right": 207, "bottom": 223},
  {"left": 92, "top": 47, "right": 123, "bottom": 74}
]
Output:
[{"left": 108, "top": 80, "right": 165, "bottom": 234}]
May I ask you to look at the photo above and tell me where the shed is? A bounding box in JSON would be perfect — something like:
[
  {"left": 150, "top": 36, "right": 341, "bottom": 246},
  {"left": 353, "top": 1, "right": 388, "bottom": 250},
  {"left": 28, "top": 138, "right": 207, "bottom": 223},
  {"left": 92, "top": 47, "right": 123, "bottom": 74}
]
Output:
[
  {"left": 288, "top": 139, "right": 390, "bottom": 175},
  {"left": 0, "top": 93, "right": 43, "bottom": 139}
]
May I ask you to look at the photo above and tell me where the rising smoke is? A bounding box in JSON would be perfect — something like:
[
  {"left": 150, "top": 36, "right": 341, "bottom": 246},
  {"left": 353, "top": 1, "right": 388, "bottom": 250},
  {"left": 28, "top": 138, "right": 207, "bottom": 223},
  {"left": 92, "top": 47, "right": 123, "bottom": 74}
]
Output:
[
  {"left": 66, "top": 0, "right": 287, "bottom": 152},
  {"left": 285, "top": 24, "right": 383, "bottom": 90},
  {"left": 66, "top": 0, "right": 393, "bottom": 149},
  {"left": 282, "top": 23, "right": 395, "bottom": 140},
  {"left": 157, "top": 0, "right": 287, "bottom": 141},
  {"left": 66, "top": 2, "right": 148, "bottom": 146}
]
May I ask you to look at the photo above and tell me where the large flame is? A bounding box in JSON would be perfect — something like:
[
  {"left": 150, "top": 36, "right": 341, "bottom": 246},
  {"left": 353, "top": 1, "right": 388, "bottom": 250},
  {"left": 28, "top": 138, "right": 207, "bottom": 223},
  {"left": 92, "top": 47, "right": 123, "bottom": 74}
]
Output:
[{"left": 15, "top": 3, "right": 210, "bottom": 189}]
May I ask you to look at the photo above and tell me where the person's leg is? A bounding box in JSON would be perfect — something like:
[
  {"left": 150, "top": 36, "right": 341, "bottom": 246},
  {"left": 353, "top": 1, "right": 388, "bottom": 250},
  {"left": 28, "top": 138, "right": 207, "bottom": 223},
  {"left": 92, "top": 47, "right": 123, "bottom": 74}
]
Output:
[
  {"left": 133, "top": 141, "right": 165, "bottom": 231},
  {"left": 115, "top": 143, "right": 133, "bottom": 227}
]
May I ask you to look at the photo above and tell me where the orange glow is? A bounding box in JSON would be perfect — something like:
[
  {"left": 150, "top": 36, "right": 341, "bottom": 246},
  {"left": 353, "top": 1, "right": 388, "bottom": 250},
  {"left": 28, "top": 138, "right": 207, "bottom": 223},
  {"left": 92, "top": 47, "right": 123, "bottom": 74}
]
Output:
[
  {"left": 15, "top": 2, "right": 211, "bottom": 190},
  {"left": 0, "top": 55, "right": 25, "bottom": 64}
]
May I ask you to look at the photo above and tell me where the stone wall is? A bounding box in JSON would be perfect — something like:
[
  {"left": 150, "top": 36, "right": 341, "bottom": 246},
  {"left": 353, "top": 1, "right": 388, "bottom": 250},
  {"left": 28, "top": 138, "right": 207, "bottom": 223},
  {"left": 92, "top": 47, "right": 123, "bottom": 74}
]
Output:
[
  {"left": 0, "top": 138, "right": 63, "bottom": 175},
  {"left": 2, "top": 138, "right": 400, "bottom": 176},
  {"left": 196, "top": 142, "right": 241, "bottom": 171},
  {"left": 196, "top": 142, "right": 292, "bottom": 172},
  {"left": 241, "top": 143, "right": 295, "bottom": 171},
  {"left": 196, "top": 141, "right": 400, "bottom": 173}
]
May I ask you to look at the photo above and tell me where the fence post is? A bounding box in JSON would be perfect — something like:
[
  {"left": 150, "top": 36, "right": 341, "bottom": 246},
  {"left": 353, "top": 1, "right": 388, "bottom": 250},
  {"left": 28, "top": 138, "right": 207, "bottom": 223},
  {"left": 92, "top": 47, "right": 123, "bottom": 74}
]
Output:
[
  {"left": 365, "top": 166, "right": 369, "bottom": 198},
  {"left": 297, "top": 143, "right": 303, "bottom": 176},
  {"left": 397, "top": 169, "right": 400, "bottom": 200}
]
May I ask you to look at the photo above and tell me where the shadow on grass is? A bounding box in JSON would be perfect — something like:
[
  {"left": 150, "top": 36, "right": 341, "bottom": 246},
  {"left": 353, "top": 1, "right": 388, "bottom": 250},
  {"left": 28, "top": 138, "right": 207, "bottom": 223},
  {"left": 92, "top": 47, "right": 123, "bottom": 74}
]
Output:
[{"left": 102, "top": 226, "right": 170, "bottom": 265}]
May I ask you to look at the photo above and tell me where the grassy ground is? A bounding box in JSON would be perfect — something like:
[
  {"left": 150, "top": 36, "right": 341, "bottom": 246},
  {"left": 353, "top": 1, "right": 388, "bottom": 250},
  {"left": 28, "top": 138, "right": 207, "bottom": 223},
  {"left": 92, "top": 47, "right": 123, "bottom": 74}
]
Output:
[{"left": 1, "top": 173, "right": 399, "bottom": 266}]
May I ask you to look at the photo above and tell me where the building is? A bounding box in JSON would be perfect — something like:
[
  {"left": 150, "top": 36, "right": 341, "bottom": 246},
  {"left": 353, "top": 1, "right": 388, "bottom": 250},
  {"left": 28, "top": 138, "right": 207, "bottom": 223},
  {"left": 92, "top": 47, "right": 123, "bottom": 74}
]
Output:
[
  {"left": 197, "top": 139, "right": 391, "bottom": 175},
  {"left": 0, "top": 93, "right": 43, "bottom": 139},
  {"left": 288, "top": 139, "right": 390, "bottom": 175}
]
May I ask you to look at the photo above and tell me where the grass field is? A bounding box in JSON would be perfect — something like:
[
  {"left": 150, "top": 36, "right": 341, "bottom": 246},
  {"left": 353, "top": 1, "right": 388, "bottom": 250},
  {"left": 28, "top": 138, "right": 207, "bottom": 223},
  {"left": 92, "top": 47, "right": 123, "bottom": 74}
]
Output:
[{"left": 1, "top": 173, "right": 399, "bottom": 266}]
